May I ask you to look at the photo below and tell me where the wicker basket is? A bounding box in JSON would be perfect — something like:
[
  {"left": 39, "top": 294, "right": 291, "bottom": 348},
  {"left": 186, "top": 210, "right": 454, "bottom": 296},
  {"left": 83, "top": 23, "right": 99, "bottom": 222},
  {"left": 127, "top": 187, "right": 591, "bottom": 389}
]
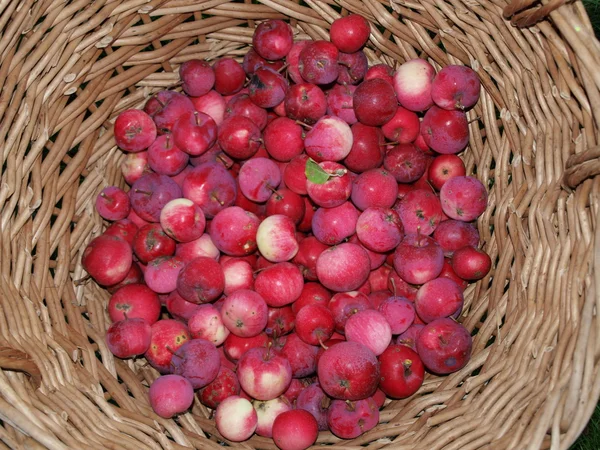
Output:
[{"left": 0, "top": 0, "right": 598, "bottom": 449}]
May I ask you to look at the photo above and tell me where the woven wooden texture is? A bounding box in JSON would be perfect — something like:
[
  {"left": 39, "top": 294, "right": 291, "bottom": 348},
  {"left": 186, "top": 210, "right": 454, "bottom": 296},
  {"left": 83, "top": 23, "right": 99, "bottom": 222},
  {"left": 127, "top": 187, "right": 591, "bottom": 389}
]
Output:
[{"left": 0, "top": 0, "right": 598, "bottom": 449}]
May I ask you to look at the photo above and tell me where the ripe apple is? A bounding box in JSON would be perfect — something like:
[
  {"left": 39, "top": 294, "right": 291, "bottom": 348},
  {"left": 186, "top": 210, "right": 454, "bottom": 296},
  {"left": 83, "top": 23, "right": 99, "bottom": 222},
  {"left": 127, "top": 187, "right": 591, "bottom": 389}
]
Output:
[
  {"left": 237, "top": 345, "right": 292, "bottom": 400},
  {"left": 378, "top": 344, "right": 424, "bottom": 398},
  {"left": 215, "top": 395, "right": 258, "bottom": 442}
]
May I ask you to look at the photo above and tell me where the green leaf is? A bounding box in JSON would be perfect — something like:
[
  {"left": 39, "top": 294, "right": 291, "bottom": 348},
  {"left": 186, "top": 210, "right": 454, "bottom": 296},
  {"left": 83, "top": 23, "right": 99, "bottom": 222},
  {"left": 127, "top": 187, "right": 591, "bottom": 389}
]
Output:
[{"left": 305, "top": 158, "right": 330, "bottom": 184}]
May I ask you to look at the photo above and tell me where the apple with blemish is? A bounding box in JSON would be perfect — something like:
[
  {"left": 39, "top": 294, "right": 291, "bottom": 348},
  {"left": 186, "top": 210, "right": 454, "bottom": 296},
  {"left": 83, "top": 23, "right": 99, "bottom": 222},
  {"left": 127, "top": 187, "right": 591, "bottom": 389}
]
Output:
[
  {"left": 106, "top": 318, "right": 152, "bottom": 359},
  {"left": 114, "top": 109, "right": 157, "bottom": 152},
  {"left": 221, "top": 289, "right": 269, "bottom": 338}
]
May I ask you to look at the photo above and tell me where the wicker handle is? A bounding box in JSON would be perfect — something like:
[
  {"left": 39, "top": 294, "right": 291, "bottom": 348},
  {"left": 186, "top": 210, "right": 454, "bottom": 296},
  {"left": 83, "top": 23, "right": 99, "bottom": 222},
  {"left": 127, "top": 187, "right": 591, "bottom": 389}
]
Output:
[
  {"left": 0, "top": 347, "right": 42, "bottom": 389},
  {"left": 563, "top": 146, "right": 600, "bottom": 189},
  {"left": 503, "top": 0, "right": 570, "bottom": 27}
]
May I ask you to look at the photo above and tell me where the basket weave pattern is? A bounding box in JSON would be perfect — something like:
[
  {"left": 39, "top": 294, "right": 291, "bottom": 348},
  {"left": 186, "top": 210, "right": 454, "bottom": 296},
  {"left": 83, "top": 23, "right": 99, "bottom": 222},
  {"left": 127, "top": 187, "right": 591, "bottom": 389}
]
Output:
[{"left": 0, "top": 1, "right": 598, "bottom": 449}]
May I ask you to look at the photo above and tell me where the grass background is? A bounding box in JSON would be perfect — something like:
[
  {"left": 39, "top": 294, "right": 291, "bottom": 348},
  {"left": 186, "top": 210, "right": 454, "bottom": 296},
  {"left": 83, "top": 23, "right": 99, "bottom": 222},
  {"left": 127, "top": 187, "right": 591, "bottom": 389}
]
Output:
[{"left": 567, "top": 3, "right": 598, "bottom": 450}]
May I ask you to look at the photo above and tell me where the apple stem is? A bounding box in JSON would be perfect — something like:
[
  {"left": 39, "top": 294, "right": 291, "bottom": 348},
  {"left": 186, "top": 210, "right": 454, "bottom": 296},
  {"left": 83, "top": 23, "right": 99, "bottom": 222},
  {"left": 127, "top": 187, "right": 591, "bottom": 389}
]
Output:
[
  {"left": 134, "top": 189, "right": 152, "bottom": 196},
  {"left": 264, "top": 341, "right": 273, "bottom": 361},
  {"left": 389, "top": 277, "right": 397, "bottom": 297},
  {"left": 154, "top": 95, "right": 166, "bottom": 107},
  {"left": 73, "top": 274, "right": 91, "bottom": 286},
  {"left": 381, "top": 141, "right": 399, "bottom": 146},
  {"left": 345, "top": 399, "right": 356, "bottom": 412},
  {"left": 122, "top": 311, "right": 129, "bottom": 320},
  {"left": 317, "top": 334, "right": 328, "bottom": 350},
  {"left": 277, "top": 63, "right": 288, "bottom": 74},
  {"left": 295, "top": 120, "right": 312, "bottom": 130},
  {"left": 166, "top": 345, "right": 176, "bottom": 355},
  {"left": 403, "top": 359, "right": 413, "bottom": 378},
  {"left": 165, "top": 133, "right": 171, "bottom": 148},
  {"left": 267, "top": 185, "right": 282, "bottom": 200},
  {"left": 216, "top": 153, "right": 233, "bottom": 168},
  {"left": 211, "top": 193, "right": 225, "bottom": 206}
]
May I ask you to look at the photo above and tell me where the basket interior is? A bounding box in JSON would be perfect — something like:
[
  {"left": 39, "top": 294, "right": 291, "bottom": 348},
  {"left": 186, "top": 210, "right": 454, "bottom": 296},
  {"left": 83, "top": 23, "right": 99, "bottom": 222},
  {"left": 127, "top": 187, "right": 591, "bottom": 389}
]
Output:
[{"left": 0, "top": 1, "right": 599, "bottom": 449}]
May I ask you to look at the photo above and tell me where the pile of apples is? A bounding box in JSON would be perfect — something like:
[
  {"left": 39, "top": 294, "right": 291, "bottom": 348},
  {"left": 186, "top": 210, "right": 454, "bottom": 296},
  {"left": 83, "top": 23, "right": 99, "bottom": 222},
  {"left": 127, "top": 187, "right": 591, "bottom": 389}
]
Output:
[{"left": 81, "top": 13, "right": 491, "bottom": 450}]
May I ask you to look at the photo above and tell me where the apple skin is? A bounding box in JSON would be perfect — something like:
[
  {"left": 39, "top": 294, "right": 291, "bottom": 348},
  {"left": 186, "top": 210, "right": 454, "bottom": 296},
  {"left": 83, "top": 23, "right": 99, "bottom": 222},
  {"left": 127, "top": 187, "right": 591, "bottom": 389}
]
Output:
[
  {"left": 304, "top": 115, "right": 353, "bottom": 162},
  {"left": 176, "top": 256, "right": 224, "bottom": 304},
  {"left": 149, "top": 375, "right": 194, "bottom": 419},
  {"left": 292, "top": 282, "right": 332, "bottom": 314},
  {"left": 294, "top": 303, "right": 335, "bottom": 346},
  {"left": 144, "top": 319, "right": 190, "bottom": 374},
  {"left": 223, "top": 332, "right": 270, "bottom": 362},
  {"left": 317, "top": 341, "right": 379, "bottom": 400},
  {"left": 237, "top": 346, "right": 293, "bottom": 401},
  {"left": 393, "top": 58, "right": 435, "bottom": 112},
  {"left": 328, "top": 290, "right": 372, "bottom": 334},
  {"left": 431, "top": 65, "right": 481, "bottom": 111},
  {"left": 105, "top": 318, "right": 151, "bottom": 359},
  {"left": 296, "top": 383, "right": 330, "bottom": 431},
  {"left": 265, "top": 306, "right": 295, "bottom": 338},
  {"left": 439, "top": 176, "right": 488, "bottom": 222},
  {"left": 198, "top": 366, "right": 240, "bottom": 409},
  {"left": 451, "top": 245, "right": 492, "bottom": 281},
  {"left": 378, "top": 344, "right": 424, "bottom": 399},
  {"left": 252, "top": 19, "right": 294, "bottom": 61},
  {"left": 280, "top": 332, "right": 318, "bottom": 378},
  {"left": 160, "top": 198, "right": 206, "bottom": 243},
  {"left": 82, "top": 234, "right": 132, "bottom": 287},
  {"left": 393, "top": 234, "right": 444, "bottom": 285},
  {"left": 254, "top": 262, "right": 304, "bottom": 307},
  {"left": 344, "top": 309, "right": 392, "bottom": 356},
  {"left": 210, "top": 206, "right": 260, "bottom": 256},
  {"left": 316, "top": 243, "right": 371, "bottom": 292},
  {"left": 253, "top": 396, "right": 293, "bottom": 438},
  {"left": 396, "top": 324, "right": 424, "bottom": 351},
  {"left": 170, "top": 338, "right": 221, "bottom": 389},
  {"left": 378, "top": 296, "right": 415, "bottom": 335},
  {"left": 182, "top": 162, "right": 237, "bottom": 219},
  {"left": 420, "top": 106, "right": 469, "bottom": 155},
  {"left": 428, "top": 154, "right": 466, "bottom": 191},
  {"left": 415, "top": 317, "right": 472, "bottom": 374},
  {"left": 188, "top": 304, "right": 230, "bottom": 346},
  {"left": 433, "top": 219, "right": 480, "bottom": 257},
  {"left": 311, "top": 201, "right": 359, "bottom": 246},
  {"left": 298, "top": 40, "right": 340, "bottom": 85},
  {"left": 256, "top": 214, "right": 299, "bottom": 263},
  {"left": 272, "top": 409, "right": 319, "bottom": 450},
  {"left": 415, "top": 277, "right": 464, "bottom": 323},
  {"left": 330, "top": 14, "right": 371, "bottom": 53},
  {"left": 221, "top": 289, "right": 269, "bottom": 338},
  {"left": 96, "top": 186, "right": 131, "bottom": 221},
  {"left": 353, "top": 78, "right": 398, "bottom": 127},
  {"left": 215, "top": 395, "right": 258, "bottom": 442},
  {"left": 108, "top": 283, "right": 161, "bottom": 325},
  {"left": 114, "top": 109, "right": 157, "bottom": 152},
  {"left": 326, "top": 396, "right": 379, "bottom": 439}
]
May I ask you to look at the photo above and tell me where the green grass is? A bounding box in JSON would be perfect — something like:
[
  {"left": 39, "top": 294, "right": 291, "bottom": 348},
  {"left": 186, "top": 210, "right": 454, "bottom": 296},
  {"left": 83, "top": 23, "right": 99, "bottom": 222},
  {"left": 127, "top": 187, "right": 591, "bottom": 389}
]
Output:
[
  {"left": 583, "top": 0, "right": 600, "bottom": 36},
  {"left": 570, "top": 3, "right": 598, "bottom": 445},
  {"left": 571, "top": 403, "right": 600, "bottom": 449}
]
